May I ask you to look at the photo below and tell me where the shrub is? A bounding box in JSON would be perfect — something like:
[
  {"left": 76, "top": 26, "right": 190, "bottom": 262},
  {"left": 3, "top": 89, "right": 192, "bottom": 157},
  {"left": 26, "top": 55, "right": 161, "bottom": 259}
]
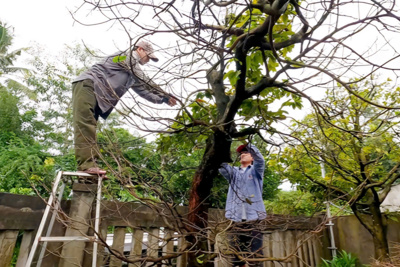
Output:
[{"left": 320, "top": 250, "right": 364, "bottom": 267}]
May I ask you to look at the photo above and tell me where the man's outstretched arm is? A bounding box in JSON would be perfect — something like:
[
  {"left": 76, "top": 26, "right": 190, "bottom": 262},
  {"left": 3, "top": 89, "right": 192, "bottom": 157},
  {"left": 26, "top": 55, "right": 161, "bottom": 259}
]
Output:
[
  {"left": 119, "top": 50, "right": 177, "bottom": 106},
  {"left": 247, "top": 144, "right": 265, "bottom": 179},
  {"left": 130, "top": 66, "right": 176, "bottom": 106}
]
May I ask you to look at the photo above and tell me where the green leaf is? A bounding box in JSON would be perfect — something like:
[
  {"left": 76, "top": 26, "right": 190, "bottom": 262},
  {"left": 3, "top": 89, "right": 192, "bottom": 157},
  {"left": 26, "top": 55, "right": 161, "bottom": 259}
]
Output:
[
  {"left": 112, "top": 55, "right": 127, "bottom": 63},
  {"left": 196, "top": 254, "right": 205, "bottom": 264},
  {"left": 223, "top": 70, "right": 241, "bottom": 86}
]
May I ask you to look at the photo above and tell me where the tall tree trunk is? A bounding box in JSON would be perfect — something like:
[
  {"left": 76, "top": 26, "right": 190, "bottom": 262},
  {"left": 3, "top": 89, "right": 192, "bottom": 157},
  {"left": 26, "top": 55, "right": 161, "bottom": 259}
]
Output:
[{"left": 186, "top": 130, "right": 232, "bottom": 266}]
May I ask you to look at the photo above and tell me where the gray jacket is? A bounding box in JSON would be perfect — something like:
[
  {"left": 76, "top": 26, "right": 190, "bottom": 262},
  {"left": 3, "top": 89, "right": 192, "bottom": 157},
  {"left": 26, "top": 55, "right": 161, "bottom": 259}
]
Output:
[{"left": 73, "top": 50, "right": 170, "bottom": 119}]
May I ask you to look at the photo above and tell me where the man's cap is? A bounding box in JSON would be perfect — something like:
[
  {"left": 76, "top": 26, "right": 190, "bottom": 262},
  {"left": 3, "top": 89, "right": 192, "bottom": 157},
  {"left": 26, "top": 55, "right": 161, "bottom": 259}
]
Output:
[
  {"left": 236, "top": 144, "right": 249, "bottom": 153},
  {"left": 136, "top": 40, "right": 159, "bottom": 62}
]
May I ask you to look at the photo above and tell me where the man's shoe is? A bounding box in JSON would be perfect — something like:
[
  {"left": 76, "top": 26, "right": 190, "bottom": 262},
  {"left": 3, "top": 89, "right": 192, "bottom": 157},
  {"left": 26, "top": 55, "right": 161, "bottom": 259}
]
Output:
[{"left": 77, "top": 167, "right": 108, "bottom": 183}]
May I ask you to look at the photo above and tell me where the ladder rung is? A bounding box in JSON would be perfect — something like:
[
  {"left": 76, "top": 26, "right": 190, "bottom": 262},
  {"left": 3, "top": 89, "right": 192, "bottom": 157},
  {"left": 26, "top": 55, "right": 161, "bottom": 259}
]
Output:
[
  {"left": 62, "top": 171, "right": 100, "bottom": 177},
  {"left": 39, "top": 236, "right": 96, "bottom": 242}
]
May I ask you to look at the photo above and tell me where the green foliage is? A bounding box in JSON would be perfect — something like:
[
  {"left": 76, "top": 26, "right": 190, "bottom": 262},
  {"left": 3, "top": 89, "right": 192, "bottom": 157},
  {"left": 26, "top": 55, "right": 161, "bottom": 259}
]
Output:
[
  {"left": 147, "top": 3, "right": 304, "bottom": 214},
  {"left": 0, "top": 81, "right": 52, "bottom": 194},
  {"left": 264, "top": 190, "right": 321, "bottom": 216},
  {"left": 0, "top": 87, "right": 22, "bottom": 134},
  {"left": 0, "top": 122, "right": 63, "bottom": 195},
  {"left": 10, "top": 232, "right": 23, "bottom": 267},
  {"left": 95, "top": 125, "right": 171, "bottom": 202},
  {"left": 0, "top": 22, "right": 18, "bottom": 75},
  {"left": 0, "top": 30, "right": 95, "bottom": 195},
  {"left": 224, "top": 70, "right": 241, "bottom": 87},
  {"left": 225, "top": 3, "right": 296, "bottom": 79},
  {"left": 262, "top": 167, "right": 281, "bottom": 201},
  {"left": 320, "top": 250, "right": 365, "bottom": 267},
  {"left": 156, "top": 131, "right": 206, "bottom": 204}
]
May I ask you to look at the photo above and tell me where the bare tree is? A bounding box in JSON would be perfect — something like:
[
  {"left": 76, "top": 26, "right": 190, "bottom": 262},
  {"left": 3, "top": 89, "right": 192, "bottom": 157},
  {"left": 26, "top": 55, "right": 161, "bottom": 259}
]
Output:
[{"left": 71, "top": 0, "right": 400, "bottom": 264}]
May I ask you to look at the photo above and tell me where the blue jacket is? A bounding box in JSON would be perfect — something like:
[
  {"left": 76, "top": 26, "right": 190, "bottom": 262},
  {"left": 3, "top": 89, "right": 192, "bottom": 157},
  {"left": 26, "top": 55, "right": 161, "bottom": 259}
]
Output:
[{"left": 218, "top": 144, "right": 267, "bottom": 222}]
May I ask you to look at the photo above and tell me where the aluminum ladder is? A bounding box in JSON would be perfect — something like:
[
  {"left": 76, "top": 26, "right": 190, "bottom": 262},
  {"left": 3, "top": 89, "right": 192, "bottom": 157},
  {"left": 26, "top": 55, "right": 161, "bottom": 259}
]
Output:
[{"left": 25, "top": 171, "right": 105, "bottom": 267}]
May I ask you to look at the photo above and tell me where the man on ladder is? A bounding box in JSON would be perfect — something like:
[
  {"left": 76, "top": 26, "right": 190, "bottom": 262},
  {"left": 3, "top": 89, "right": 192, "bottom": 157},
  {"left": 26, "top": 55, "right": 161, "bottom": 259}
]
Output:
[
  {"left": 26, "top": 40, "right": 177, "bottom": 267},
  {"left": 72, "top": 39, "right": 177, "bottom": 175}
]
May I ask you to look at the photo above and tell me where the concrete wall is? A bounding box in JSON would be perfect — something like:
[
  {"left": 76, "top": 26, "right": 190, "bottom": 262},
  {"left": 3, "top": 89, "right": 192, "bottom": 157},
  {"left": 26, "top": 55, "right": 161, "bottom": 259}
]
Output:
[{"left": 333, "top": 215, "right": 400, "bottom": 264}]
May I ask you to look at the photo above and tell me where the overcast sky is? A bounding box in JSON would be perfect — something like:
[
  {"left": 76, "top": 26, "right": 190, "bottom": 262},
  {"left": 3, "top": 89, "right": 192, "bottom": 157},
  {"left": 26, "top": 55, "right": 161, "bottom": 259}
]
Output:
[{"left": 1, "top": 0, "right": 128, "bottom": 54}]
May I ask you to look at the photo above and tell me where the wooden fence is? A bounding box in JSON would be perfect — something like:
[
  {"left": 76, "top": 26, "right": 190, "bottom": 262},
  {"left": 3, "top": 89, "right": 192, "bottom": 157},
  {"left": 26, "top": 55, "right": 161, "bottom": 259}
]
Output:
[{"left": 0, "top": 190, "right": 328, "bottom": 267}]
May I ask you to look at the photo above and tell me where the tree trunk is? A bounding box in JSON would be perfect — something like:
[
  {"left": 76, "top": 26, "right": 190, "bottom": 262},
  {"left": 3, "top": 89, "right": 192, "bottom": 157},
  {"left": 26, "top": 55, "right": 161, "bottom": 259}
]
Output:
[
  {"left": 369, "top": 203, "right": 390, "bottom": 260},
  {"left": 186, "top": 130, "right": 232, "bottom": 266},
  {"left": 352, "top": 201, "right": 390, "bottom": 260}
]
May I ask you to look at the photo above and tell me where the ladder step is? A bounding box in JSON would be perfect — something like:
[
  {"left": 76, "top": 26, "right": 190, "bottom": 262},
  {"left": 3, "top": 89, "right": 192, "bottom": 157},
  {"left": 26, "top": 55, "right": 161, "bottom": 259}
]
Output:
[
  {"left": 39, "top": 236, "right": 96, "bottom": 242},
  {"left": 62, "top": 171, "right": 99, "bottom": 177}
]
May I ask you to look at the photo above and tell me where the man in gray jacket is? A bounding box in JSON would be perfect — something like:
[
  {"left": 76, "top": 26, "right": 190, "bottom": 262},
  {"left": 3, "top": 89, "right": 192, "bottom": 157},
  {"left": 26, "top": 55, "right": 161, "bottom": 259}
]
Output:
[{"left": 72, "top": 40, "right": 176, "bottom": 175}]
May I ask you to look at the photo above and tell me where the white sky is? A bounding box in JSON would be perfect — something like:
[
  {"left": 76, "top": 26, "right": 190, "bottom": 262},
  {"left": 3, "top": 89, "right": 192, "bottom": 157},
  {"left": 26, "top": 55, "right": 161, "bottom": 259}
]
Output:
[{"left": 0, "top": 0, "right": 129, "bottom": 55}]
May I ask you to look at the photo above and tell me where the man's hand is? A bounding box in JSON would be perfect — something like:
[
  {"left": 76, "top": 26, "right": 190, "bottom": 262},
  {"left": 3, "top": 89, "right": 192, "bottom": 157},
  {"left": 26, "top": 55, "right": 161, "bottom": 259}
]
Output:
[{"left": 168, "top": 97, "right": 177, "bottom": 106}]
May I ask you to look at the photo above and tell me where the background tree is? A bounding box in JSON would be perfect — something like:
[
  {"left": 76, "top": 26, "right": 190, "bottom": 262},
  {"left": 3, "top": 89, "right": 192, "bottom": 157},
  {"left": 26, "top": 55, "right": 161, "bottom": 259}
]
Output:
[
  {"left": 273, "top": 78, "right": 400, "bottom": 259},
  {"left": 0, "top": 22, "right": 51, "bottom": 194},
  {"left": 24, "top": 44, "right": 96, "bottom": 154},
  {"left": 0, "top": 22, "right": 34, "bottom": 98},
  {"left": 264, "top": 190, "right": 322, "bottom": 216}
]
